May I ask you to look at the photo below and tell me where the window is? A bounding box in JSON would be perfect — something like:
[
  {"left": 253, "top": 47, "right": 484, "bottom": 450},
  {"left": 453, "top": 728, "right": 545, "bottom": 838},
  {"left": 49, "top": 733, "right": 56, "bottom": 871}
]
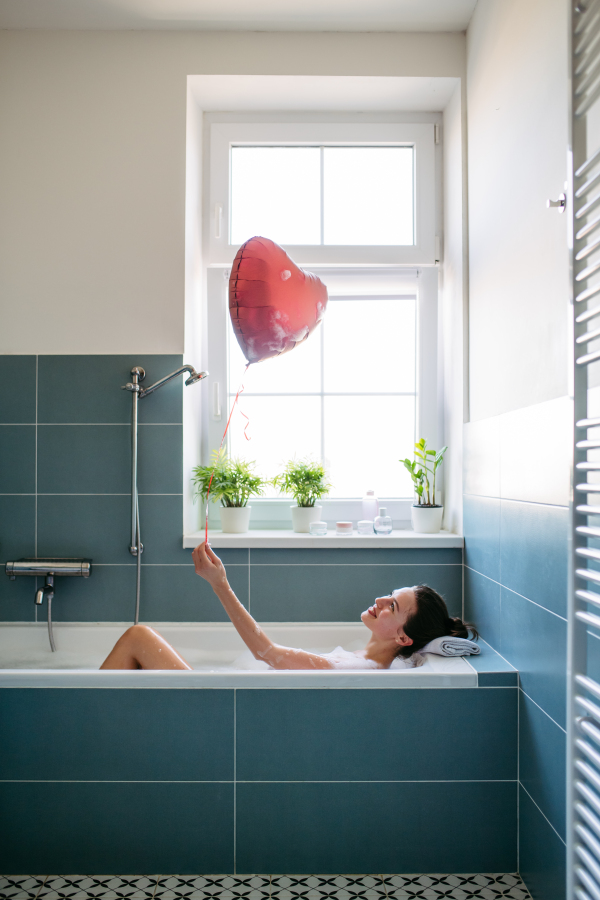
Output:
[
  {"left": 203, "top": 118, "right": 438, "bottom": 525},
  {"left": 230, "top": 146, "right": 414, "bottom": 246},
  {"left": 208, "top": 122, "right": 435, "bottom": 266}
]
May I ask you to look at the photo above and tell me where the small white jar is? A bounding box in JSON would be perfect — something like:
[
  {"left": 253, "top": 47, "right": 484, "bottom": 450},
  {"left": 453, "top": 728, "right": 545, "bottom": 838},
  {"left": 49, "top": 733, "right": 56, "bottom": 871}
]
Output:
[
  {"left": 357, "top": 520, "right": 375, "bottom": 535},
  {"left": 336, "top": 521, "right": 353, "bottom": 535}
]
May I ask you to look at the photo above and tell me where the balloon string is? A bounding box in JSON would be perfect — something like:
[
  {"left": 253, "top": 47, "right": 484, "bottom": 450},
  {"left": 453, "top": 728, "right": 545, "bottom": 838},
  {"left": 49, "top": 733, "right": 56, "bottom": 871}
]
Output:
[{"left": 205, "top": 365, "right": 250, "bottom": 543}]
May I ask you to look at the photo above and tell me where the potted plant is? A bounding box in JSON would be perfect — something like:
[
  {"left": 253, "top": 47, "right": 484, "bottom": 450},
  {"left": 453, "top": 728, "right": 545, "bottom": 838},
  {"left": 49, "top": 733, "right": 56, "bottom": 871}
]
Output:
[
  {"left": 402, "top": 439, "right": 448, "bottom": 534},
  {"left": 192, "top": 450, "right": 267, "bottom": 533},
  {"left": 272, "top": 458, "right": 332, "bottom": 533}
]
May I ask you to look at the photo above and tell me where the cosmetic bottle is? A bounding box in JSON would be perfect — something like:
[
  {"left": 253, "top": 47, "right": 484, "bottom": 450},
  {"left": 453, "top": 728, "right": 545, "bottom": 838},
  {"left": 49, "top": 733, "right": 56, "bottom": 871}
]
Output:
[
  {"left": 361, "top": 490, "right": 379, "bottom": 521},
  {"left": 374, "top": 507, "right": 393, "bottom": 535}
]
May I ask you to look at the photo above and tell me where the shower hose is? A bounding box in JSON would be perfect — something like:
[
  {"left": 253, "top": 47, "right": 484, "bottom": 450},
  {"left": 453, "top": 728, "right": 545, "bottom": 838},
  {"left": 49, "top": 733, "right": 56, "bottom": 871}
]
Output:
[{"left": 134, "top": 495, "right": 141, "bottom": 626}]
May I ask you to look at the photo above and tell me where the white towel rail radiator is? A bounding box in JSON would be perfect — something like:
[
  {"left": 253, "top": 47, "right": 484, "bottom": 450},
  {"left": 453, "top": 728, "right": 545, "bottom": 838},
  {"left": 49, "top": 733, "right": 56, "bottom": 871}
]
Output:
[{"left": 568, "top": 3, "right": 600, "bottom": 899}]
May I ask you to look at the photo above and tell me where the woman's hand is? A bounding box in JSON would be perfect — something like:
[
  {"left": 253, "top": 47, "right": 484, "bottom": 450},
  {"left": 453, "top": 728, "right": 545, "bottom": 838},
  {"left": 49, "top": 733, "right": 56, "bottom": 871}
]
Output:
[{"left": 192, "top": 542, "right": 228, "bottom": 590}]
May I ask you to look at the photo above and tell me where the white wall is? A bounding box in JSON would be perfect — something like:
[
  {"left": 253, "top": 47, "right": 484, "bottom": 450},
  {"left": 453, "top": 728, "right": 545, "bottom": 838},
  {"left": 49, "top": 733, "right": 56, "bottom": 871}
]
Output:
[
  {"left": 440, "top": 82, "right": 467, "bottom": 534},
  {"left": 466, "top": 0, "right": 569, "bottom": 421},
  {"left": 0, "top": 29, "right": 465, "bottom": 355}
]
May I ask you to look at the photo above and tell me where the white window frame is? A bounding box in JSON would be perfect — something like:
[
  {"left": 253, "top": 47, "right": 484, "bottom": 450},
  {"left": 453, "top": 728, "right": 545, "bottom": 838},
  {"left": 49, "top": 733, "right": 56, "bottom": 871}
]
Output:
[
  {"left": 208, "top": 122, "right": 436, "bottom": 267},
  {"left": 201, "top": 118, "right": 439, "bottom": 528}
]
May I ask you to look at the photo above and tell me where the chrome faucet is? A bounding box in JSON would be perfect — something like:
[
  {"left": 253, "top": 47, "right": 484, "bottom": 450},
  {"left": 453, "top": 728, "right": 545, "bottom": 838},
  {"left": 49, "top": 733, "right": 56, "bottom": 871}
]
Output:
[
  {"left": 35, "top": 574, "right": 54, "bottom": 608},
  {"left": 5, "top": 558, "right": 92, "bottom": 651}
]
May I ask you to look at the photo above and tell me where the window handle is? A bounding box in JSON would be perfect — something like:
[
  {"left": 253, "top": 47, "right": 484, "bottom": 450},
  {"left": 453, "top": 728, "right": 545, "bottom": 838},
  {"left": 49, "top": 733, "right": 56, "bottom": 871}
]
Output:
[
  {"left": 215, "top": 203, "right": 223, "bottom": 238},
  {"left": 213, "top": 381, "right": 222, "bottom": 420}
]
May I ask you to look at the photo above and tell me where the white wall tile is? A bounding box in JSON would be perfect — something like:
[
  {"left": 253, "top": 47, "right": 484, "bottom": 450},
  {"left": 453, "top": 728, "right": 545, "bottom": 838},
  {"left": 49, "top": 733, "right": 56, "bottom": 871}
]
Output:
[
  {"left": 500, "top": 395, "right": 572, "bottom": 507},
  {"left": 463, "top": 415, "right": 500, "bottom": 498}
]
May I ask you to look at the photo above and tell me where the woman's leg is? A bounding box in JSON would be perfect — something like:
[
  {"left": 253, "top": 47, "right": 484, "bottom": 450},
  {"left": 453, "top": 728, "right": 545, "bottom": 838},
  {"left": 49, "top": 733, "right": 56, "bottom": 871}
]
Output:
[{"left": 100, "top": 624, "right": 192, "bottom": 670}]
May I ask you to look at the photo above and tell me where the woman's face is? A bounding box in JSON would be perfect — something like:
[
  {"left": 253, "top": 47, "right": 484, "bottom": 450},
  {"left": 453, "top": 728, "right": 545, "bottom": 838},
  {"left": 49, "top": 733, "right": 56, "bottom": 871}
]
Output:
[{"left": 361, "top": 588, "right": 417, "bottom": 646}]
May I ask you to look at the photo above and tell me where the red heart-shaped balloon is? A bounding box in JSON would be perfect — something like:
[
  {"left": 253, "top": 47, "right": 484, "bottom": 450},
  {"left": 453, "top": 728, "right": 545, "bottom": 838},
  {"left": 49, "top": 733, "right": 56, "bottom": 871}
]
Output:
[{"left": 229, "top": 236, "right": 328, "bottom": 365}]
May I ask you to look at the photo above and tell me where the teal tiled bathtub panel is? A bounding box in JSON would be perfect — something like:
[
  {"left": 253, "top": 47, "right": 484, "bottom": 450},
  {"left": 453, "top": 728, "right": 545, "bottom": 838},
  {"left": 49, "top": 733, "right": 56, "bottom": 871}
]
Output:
[{"left": 0, "top": 685, "right": 517, "bottom": 875}]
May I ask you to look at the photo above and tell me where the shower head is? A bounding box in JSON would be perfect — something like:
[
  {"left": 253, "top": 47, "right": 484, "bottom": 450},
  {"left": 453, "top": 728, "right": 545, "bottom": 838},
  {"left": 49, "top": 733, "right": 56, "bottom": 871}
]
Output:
[
  {"left": 185, "top": 368, "right": 207, "bottom": 386},
  {"left": 132, "top": 364, "right": 208, "bottom": 399}
]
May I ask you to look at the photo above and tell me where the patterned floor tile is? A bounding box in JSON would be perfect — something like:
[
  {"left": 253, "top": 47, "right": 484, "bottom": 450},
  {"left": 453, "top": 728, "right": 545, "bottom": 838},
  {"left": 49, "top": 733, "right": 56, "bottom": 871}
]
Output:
[
  {"left": 0, "top": 876, "right": 47, "bottom": 900},
  {"left": 271, "top": 876, "right": 385, "bottom": 900},
  {"left": 381, "top": 876, "right": 530, "bottom": 900},
  {"left": 155, "top": 876, "right": 270, "bottom": 900},
  {"left": 2, "top": 874, "right": 530, "bottom": 900},
  {"left": 37, "top": 875, "right": 158, "bottom": 899}
]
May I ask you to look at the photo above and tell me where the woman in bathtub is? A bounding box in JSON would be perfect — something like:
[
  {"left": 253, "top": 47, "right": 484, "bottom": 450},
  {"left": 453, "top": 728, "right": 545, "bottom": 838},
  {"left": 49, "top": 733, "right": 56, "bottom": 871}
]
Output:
[{"left": 100, "top": 542, "right": 477, "bottom": 670}]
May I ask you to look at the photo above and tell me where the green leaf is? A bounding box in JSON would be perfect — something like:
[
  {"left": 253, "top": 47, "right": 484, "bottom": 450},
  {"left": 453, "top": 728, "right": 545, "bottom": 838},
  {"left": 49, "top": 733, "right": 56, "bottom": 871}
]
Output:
[
  {"left": 272, "top": 457, "right": 332, "bottom": 506},
  {"left": 191, "top": 449, "right": 268, "bottom": 507}
]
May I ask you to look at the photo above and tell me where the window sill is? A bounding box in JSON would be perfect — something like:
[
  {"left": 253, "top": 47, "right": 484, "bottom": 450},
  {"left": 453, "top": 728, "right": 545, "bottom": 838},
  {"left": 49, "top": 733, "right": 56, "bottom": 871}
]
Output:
[{"left": 183, "top": 529, "right": 463, "bottom": 549}]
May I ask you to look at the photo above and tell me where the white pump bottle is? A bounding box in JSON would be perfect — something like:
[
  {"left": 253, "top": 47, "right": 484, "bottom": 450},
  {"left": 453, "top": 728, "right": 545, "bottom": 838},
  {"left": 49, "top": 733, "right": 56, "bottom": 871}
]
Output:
[{"left": 361, "top": 490, "right": 379, "bottom": 521}]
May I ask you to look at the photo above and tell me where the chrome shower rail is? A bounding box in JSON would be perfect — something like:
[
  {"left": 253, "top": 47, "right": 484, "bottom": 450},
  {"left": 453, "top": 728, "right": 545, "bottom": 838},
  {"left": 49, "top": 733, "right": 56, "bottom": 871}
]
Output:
[{"left": 121, "top": 364, "right": 207, "bottom": 624}]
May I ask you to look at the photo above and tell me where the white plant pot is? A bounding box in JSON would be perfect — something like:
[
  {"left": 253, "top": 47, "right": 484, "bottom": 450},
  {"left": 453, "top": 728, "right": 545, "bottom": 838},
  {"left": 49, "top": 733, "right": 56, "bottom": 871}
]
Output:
[
  {"left": 411, "top": 505, "right": 444, "bottom": 534},
  {"left": 219, "top": 506, "right": 252, "bottom": 534},
  {"left": 290, "top": 505, "right": 321, "bottom": 533}
]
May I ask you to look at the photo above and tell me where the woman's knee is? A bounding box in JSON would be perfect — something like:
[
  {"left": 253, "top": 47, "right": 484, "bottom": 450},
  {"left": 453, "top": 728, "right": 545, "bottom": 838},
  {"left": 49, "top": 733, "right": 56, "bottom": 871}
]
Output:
[{"left": 123, "top": 624, "right": 154, "bottom": 642}]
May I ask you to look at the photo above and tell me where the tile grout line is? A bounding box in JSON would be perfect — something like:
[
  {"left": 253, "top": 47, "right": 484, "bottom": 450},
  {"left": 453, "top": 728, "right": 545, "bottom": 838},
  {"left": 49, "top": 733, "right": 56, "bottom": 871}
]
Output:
[
  {"left": 34, "top": 355, "right": 38, "bottom": 624},
  {"left": 234, "top": 687, "right": 237, "bottom": 876},
  {"left": 519, "top": 686, "right": 567, "bottom": 733},
  {"left": 35, "top": 354, "right": 38, "bottom": 557},
  {"left": 34, "top": 874, "right": 48, "bottom": 899},
  {"left": 464, "top": 565, "right": 568, "bottom": 621},
  {"left": 220, "top": 563, "right": 463, "bottom": 568},
  {"left": 25, "top": 422, "right": 183, "bottom": 426},
  {"left": 461, "top": 542, "right": 464, "bottom": 622},
  {"left": 464, "top": 491, "right": 569, "bottom": 510},
  {"left": 0, "top": 778, "right": 519, "bottom": 784},
  {"left": 517, "top": 687, "right": 520, "bottom": 874},
  {"left": 478, "top": 639, "right": 518, "bottom": 673},
  {"left": 519, "top": 783, "right": 567, "bottom": 847}
]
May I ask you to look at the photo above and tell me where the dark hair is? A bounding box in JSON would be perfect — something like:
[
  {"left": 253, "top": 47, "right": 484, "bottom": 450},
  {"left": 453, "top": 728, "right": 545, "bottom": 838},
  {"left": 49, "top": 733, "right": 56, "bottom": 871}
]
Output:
[{"left": 395, "top": 583, "right": 479, "bottom": 659}]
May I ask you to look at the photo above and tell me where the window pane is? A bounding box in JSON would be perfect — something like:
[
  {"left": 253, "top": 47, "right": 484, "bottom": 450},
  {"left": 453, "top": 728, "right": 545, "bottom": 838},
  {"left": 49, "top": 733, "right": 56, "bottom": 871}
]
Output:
[
  {"left": 228, "top": 395, "right": 321, "bottom": 496},
  {"left": 230, "top": 147, "right": 321, "bottom": 246},
  {"left": 324, "top": 395, "right": 415, "bottom": 498},
  {"left": 323, "top": 297, "right": 416, "bottom": 393},
  {"left": 323, "top": 147, "right": 413, "bottom": 245},
  {"left": 228, "top": 315, "right": 322, "bottom": 394}
]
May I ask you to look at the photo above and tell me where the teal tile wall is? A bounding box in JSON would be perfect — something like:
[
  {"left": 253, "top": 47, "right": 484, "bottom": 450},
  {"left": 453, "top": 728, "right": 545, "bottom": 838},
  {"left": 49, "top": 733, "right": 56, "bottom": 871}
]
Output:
[
  {"left": 0, "top": 685, "right": 517, "bottom": 874},
  {"left": 464, "top": 418, "right": 568, "bottom": 893},
  {"left": 236, "top": 781, "right": 516, "bottom": 874},
  {"left": 0, "top": 355, "right": 463, "bottom": 624},
  {"left": 0, "top": 781, "right": 234, "bottom": 875}
]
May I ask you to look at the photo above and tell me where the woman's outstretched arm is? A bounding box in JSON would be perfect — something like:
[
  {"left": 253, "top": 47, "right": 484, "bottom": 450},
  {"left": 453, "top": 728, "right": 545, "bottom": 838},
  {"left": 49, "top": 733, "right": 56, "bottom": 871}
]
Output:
[{"left": 192, "top": 542, "right": 333, "bottom": 670}]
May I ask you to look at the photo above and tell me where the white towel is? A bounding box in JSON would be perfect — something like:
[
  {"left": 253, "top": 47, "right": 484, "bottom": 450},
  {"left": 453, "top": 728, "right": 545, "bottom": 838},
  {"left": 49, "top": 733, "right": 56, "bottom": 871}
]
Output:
[{"left": 419, "top": 636, "right": 480, "bottom": 656}]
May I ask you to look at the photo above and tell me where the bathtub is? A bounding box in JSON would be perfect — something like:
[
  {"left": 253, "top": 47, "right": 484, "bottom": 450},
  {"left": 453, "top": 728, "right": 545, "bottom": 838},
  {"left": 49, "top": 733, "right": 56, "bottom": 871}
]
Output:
[
  {"left": 0, "top": 620, "right": 518, "bottom": 875},
  {"left": 0, "top": 621, "right": 477, "bottom": 687}
]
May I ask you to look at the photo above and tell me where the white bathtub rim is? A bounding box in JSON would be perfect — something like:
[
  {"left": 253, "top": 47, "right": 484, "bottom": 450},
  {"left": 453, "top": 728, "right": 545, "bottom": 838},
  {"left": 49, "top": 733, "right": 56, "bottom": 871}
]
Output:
[
  {"left": 0, "top": 662, "right": 477, "bottom": 689},
  {"left": 0, "top": 621, "right": 479, "bottom": 687}
]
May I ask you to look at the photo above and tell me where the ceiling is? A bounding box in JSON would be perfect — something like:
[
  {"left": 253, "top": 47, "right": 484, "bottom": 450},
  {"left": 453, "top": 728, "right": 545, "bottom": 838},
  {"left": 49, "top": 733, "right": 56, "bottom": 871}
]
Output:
[{"left": 0, "top": 0, "right": 477, "bottom": 32}]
